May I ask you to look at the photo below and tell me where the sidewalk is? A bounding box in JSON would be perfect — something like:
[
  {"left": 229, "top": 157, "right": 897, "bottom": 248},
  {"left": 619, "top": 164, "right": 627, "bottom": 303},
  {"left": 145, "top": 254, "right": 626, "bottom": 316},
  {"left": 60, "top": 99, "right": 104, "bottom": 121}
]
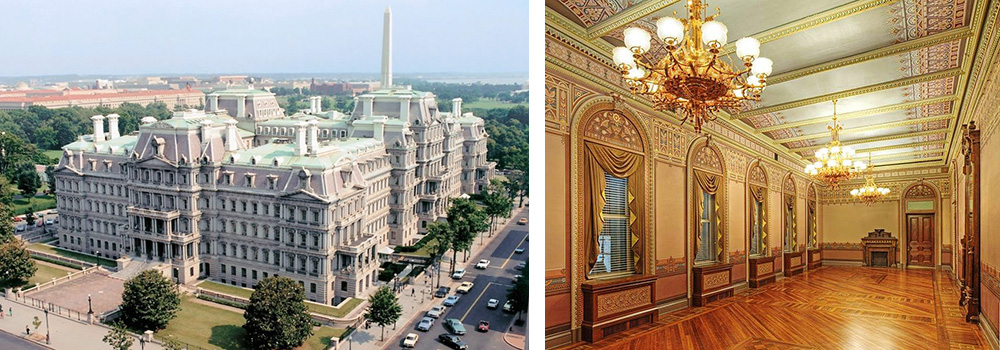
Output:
[
  {"left": 503, "top": 315, "right": 527, "bottom": 350},
  {"left": 347, "top": 204, "right": 529, "bottom": 349},
  {"left": 0, "top": 295, "right": 163, "bottom": 350}
]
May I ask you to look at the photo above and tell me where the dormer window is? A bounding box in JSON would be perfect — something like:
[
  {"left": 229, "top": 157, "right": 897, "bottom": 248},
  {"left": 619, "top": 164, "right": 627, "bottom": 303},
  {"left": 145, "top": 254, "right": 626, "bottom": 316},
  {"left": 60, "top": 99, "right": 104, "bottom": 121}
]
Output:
[
  {"left": 267, "top": 175, "right": 279, "bottom": 190},
  {"left": 245, "top": 173, "right": 256, "bottom": 188},
  {"left": 340, "top": 130, "right": 347, "bottom": 138}
]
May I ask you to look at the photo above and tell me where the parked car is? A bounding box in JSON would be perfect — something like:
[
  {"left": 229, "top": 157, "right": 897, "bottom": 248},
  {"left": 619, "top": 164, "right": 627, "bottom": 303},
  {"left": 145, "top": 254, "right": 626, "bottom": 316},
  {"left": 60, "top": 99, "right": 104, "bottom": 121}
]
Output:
[
  {"left": 443, "top": 295, "right": 460, "bottom": 307},
  {"left": 477, "top": 320, "right": 490, "bottom": 332},
  {"left": 475, "top": 259, "right": 490, "bottom": 269},
  {"left": 15, "top": 225, "right": 26, "bottom": 232},
  {"left": 416, "top": 317, "right": 434, "bottom": 331},
  {"left": 402, "top": 333, "right": 419, "bottom": 347},
  {"left": 426, "top": 305, "right": 446, "bottom": 318},
  {"left": 503, "top": 300, "right": 514, "bottom": 312},
  {"left": 517, "top": 218, "right": 528, "bottom": 225},
  {"left": 438, "top": 334, "right": 468, "bottom": 350},
  {"left": 444, "top": 318, "right": 466, "bottom": 335},
  {"left": 451, "top": 268, "right": 466, "bottom": 279},
  {"left": 486, "top": 298, "right": 500, "bottom": 309},
  {"left": 514, "top": 248, "right": 525, "bottom": 254},
  {"left": 515, "top": 262, "right": 526, "bottom": 270},
  {"left": 434, "top": 287, "right": 451, "bottom": 298},
  {"left": 456, "top": 281, "right": 474, "bottom": 294},
  {"left": 44, "top": 219, "right": 54, "bottom": 225}
]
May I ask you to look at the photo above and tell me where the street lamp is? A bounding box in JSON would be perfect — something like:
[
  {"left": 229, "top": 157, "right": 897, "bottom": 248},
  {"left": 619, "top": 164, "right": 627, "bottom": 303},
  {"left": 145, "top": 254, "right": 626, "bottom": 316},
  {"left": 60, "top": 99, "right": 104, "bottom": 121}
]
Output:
[
  {"left": 44, "top": 309, "right": 49, "bottom": 344},
  {"left": 87, "top": 294, "right": 93, "bottom": 315}
]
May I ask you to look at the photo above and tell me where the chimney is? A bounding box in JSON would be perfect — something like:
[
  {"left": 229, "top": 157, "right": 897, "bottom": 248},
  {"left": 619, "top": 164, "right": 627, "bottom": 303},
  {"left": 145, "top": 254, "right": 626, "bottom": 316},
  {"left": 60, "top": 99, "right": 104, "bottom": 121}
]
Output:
[
  {"left": 236, "top": 95, "right": 246, "bottom": 119},
  {"left": 140, "top": 116, "right": 157, "bottom": 126},
  {"left": 399, "top": 96, "right": 411, "bottom": 121},
  {"left": 200, "top": 120, "right": 214, "bottom": 142},
  {"left": 452, "top": 98, "right": 462, "bottom": 116},
  {"left": 91, "top": 115, "right": 105, "bottom": 142},
  {"left": 208, "top": 94, "right": 219, "bottom": 112},
  {"left": 307, "top": 120, "right": 319, "bottom": 156},
  {"left": 295, "top": 122, "right": 308, "bottom": 156},
  {"left": 106, "top": 114, "right": 121, "bottom": 139},
  {"left": 380, "top": 6, "right": 393, "bottom": 88},
  {"left": 373, "top": 118, "right": 386, "bottom": 141},
  {"left": 362, "top": 96, "right": 374, "bottom": 117},
  {"left": 315, "top": 96, "right": 322, "bottom": 113},
  {"left": 224, "top": 119, "right": 239, "bottom": 151}
]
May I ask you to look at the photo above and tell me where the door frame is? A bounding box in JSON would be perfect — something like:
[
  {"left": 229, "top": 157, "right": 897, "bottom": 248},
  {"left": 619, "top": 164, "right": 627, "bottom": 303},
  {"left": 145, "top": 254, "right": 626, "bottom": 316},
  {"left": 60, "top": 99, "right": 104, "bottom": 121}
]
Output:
[
  {"left": 905, "top": 213, "right": 935, "bottom": 266},
  {"left": 899, "top": 182, "right": 941, "bottom": 269}
]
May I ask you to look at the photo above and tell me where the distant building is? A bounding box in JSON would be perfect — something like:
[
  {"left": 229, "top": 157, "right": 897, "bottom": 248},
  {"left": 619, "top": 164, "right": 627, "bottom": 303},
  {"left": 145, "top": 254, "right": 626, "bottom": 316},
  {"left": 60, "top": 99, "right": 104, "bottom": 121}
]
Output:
[
  {"left": 0, "top": 89, "right": 204, "bottom": 111},
  {"left": 309, "top": 79, "right": 381, "bottom": 96}
]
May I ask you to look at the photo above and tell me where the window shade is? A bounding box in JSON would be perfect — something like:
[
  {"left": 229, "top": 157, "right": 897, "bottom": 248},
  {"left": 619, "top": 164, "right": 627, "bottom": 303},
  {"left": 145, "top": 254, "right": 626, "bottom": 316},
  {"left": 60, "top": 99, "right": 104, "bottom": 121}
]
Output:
[{"left": 589, "top": 173, "right": 632, "bottom": 276}]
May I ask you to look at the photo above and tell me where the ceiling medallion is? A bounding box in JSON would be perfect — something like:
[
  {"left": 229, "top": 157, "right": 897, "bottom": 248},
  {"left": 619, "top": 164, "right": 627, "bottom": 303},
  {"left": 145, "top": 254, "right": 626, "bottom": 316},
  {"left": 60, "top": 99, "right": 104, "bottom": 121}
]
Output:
[
  {"left": 804, "top": 99, "right": 865, "bottom": 187},
  {"left": 611, "top": 0, "right": 772, "bottom": 133},
  {"left": 850, "top": 154, "right": 890, "bottom": 206}
]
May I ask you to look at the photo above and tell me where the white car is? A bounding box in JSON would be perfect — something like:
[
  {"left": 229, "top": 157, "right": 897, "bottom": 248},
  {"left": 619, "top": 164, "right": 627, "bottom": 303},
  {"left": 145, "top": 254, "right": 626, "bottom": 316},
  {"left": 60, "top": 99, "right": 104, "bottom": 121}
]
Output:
[
  {"left": 416, "top": 317, "right": 434, "bottom": 331},
  {"left": 443, "top": 295, "right": 461, "bottom": 306},
  {"left": 44, "top": 219, "right": 54, "bottom": 225},
  {"left": 451, "top": 268, "right": 466, "bottom": 279},
  {"left": 487, "top": 298, "right": 500, "bottom": 309},
  {"left": 503, "top": 300, "right": 514, "bottom": 312},
  {"left": 426, "top": 305, "right": 446, "bottom": 318},
  {"left": 402, "top": 333, "right": 419, "bottom": 347},
  {"left": 457, "top": 281, "right": 474, "bottom": 294},
  {"left": 475, "top": 259, "right": 490, "bottom": 269}
]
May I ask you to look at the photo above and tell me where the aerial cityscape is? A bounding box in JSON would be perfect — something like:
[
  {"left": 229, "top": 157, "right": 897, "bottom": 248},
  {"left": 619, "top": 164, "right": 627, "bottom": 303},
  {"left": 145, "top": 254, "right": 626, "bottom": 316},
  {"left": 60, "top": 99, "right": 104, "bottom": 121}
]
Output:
[{"left": 0, "top": 2, "right": 527, "bottom": 350}]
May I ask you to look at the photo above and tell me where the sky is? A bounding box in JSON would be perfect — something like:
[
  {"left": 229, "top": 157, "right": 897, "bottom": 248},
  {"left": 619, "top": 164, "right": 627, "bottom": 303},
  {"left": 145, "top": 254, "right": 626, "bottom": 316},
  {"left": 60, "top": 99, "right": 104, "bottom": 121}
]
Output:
[{"left": 0, "top": 0, "right": 528, "bottom": 77}]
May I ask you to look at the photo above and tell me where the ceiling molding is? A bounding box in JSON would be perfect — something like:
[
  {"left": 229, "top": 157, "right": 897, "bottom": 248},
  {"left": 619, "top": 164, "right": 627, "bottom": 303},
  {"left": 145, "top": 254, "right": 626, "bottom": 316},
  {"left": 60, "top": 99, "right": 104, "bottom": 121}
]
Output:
[
  {"left": 945, "top": 0, "right": 998, "bottom": 164},
  {"left": 774, "top": 113, "right": 953, "bottom": 143},
  {"left": 586, "top": 1, "right": 679, "bottom": 40},
  {"left": 843, "top": 140, "right": 945, "bottom": 155},
  {"left": 867, "top": 149, "right": 946, "bottom": 160},
  {"left": 719, "top": 0, "right": 900, "bottom": 54},
  {"left": 791, "top": 129, "right": 947, "bottom": 153},
  {"left": 736, "top": 67, "right": 963, "bottom": 118},
  {"left": 546, "top": 8, "right": 617, "bottom": 60},
  {"left": 755, "top": 94, "right": 957, "bottom": 133},
  {"left": 768, "top": 26, "right": 973, "bottom": 84},
  {"left": 870, "top": 156, "right": 944, "bottom": 167}
]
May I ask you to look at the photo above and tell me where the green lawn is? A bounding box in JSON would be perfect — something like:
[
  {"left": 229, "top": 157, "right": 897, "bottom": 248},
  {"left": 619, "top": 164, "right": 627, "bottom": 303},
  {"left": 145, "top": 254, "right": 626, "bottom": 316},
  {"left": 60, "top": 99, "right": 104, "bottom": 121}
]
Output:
[
  {"left": 198, "top": 280, "right": 254, "bottom": 300},
  {"left": 157, "top": 297, "right": 346, "bottom": 350},
  {"left": 27, "top": 243, "right": 118, "bottom": 268},
  {"left": 463, "top": 99, "right": 527, "bottom": 110},
  {"left": 27, "top": 259, "right": 79, "bottom": 286},
  {"left": 306, "top": 298, "right": 363, "bottom": 318},
  {"left": 12, "top": 195, "right": 56, "bottom": 216},
  {"left": 42, "top": 150, "right": 62, "bottom": 164}
]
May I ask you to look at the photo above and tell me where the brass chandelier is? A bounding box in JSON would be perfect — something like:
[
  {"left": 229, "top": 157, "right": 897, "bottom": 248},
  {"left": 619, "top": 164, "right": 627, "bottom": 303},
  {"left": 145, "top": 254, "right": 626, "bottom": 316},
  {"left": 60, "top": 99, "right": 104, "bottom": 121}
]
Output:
[
  {"left": 850, "top": 155, "right": 890, "bottom": 206},
  {"left": 804, "top": 100, "right": 865, "bottom": 187},
  {"left": 611, "top": 0, "right": 772, "bottom": 133}
]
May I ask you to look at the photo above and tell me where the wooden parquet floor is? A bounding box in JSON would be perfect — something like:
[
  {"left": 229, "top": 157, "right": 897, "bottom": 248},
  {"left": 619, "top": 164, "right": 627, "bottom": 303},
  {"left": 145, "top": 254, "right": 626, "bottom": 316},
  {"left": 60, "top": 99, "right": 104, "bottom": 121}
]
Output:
[{"left": 557, "top": 266, "right": 989, "bottom": 350}]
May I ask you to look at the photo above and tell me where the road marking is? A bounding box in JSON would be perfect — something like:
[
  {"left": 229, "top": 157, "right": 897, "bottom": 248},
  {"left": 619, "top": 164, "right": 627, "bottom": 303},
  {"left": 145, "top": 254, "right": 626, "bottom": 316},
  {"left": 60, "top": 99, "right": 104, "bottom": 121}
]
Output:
[
  {"left": 459, "top": 282, "right": 496, "bottom": 322},
  {"left": 500, "top": 234, "right": 528, "bottom": 269}
]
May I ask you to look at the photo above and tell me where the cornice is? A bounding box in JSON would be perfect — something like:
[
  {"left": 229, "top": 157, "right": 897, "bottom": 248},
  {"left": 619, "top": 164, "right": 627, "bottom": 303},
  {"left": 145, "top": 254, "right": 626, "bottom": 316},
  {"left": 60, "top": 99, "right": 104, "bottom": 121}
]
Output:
[
  {"left": 946, "top": 0, "right": 996, "bottom": 163},
  {"left": 853, "top": 140, "right": 945, "bottom": 155},
  {"left": 585, "top": 0, "right": 679, "bottom": 40},
  {"left": 868, "top": 149, "right": 946, "bottom": 161},
  {"left": 775, "top": 113, "right": 953, "bottom": 143},
  {"left": 736, "top": 68, "right": 963, "bottom": 118},
  {"left": 768, "top": 26, "right": 972, "bottom": 84},
  {"left": 789, "top": 128, "right": 947, "bottom": 153}
]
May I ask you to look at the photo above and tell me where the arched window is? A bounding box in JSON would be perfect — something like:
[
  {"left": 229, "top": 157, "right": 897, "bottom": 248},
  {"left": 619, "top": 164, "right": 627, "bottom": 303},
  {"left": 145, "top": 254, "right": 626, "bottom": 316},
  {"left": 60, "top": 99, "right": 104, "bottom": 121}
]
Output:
[
  {"left": 580, "top": 108, "right": 646, "bottom": 279},
  {"left": 807, "top": 184, "right": 818, "bottom": 249},
  {"left": 690, "top": 138, "right": 725, "bottom": 264},
  {"left": 783, "top": 175, "right": 797, "bottom": 252},
  {"left": 747, "top": 161, "right": 768, "bottom": 256}
]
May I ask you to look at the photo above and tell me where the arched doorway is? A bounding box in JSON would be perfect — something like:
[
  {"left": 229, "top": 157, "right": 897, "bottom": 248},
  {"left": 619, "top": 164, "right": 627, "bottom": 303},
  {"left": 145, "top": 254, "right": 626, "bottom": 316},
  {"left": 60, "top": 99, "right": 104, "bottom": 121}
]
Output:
[{"left": 901, "top": 182, "right": 938, "bottom": 267}]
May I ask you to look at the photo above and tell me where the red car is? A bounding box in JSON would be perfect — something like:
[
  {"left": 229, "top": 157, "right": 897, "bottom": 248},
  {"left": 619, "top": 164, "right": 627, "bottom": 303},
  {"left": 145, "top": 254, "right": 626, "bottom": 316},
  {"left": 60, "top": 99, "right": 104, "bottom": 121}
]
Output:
[{"left": 477, "top": 320, "right": 489, "bottom": 332}]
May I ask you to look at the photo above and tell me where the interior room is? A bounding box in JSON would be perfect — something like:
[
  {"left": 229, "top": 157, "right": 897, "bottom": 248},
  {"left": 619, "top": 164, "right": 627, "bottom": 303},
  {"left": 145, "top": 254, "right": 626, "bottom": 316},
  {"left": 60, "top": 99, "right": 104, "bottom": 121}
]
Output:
[{"left": 544, "top": 0, "right": 997, "bottom": 348}]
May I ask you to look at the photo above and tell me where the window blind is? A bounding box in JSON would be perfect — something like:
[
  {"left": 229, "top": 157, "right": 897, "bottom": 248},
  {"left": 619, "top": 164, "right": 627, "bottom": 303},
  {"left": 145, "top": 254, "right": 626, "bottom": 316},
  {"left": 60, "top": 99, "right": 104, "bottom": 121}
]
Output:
[{"left": 589, "top": 173, "right": 632, "bottom": 276}]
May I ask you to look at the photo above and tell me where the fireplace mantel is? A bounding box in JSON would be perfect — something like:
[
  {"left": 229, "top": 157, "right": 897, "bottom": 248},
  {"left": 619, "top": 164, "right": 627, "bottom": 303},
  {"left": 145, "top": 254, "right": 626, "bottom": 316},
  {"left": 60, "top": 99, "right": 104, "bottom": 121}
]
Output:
[{"left": 861, "top": 229, "right": 898, "bottom": 267}]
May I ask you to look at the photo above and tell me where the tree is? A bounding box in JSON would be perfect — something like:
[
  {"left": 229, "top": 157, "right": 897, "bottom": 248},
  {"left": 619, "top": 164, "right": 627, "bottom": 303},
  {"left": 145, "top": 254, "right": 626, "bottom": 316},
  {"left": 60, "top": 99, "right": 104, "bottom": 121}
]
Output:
[
  {"left": 120, "top": 270, "right": 180, "bottom": 331},
  {"left": 507, "top": 261, "right": 529, "bottom": 321},
  {"left": 483, "top": 178, "right": 514, "bottom": 237},
  {"left": 0, "top": 131, "right": 42, "bottom": 180},
  {"left": 44, "top": 165, "right": 55, "bottom": 194},
  {"left": 447, "top": 198, "right": 489, "bottom": 264},
  {"left": 102, "top": 323, "right": 134, "bottom": 350},
  {"left": 0, "top": 176, "right": 18, "bottom": 242},
  {"left": 161, "top": 337, "right": 184, "bottom": 350},
  {"left": 365, "top": 286, "right": 403, "bottom": 341},
  {"left": 32, "top": 316, "right": 41, "bottom": 332},
  {"left": 243, "top": 276, "right": 314, "bottom": 350},
  {"left": 425, "top": 222, "right": 454, "bottom": 288},
  {"left": 14, "top": 163, "right": 40, "bottom": 197},
  {"left": 0, "top": 239, "right": 36, "bottom": 288}
]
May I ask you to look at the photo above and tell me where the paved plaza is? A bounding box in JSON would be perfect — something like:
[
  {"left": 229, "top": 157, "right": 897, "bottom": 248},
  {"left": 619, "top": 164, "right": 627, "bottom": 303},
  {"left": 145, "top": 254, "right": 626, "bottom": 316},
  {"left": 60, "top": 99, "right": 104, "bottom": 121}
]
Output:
[{"left": 26, "top": 271, "right": 124, "bottom": 315}]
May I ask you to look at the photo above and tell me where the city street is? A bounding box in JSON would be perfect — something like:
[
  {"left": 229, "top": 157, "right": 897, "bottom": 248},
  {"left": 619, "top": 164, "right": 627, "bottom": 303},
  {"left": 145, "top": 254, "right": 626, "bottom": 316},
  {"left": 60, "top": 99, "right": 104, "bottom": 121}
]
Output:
[{"left": 385, "top": 207, "right": 528, "bottom": 350}]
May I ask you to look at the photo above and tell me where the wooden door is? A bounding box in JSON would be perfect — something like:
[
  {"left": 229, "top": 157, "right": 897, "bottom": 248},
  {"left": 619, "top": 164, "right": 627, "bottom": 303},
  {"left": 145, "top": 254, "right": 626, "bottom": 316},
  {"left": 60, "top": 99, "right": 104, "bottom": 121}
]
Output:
[{"left": 907, "top": 214, "right": 934, "bottom": 266}]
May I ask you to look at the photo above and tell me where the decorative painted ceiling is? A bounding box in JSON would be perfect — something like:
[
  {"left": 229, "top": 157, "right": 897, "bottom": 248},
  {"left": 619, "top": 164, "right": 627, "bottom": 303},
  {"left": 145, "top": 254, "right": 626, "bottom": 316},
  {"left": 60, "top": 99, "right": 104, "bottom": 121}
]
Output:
[{"left": 546, "top": 0, "right": 981, "bottom": 170}]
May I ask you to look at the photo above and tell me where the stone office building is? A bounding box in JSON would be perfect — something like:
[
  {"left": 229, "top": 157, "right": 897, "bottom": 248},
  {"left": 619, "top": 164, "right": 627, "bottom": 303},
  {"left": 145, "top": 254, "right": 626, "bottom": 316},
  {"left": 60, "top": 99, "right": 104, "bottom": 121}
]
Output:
[{"left": 51, "top": 6, "right": 493, "bottom": 305}]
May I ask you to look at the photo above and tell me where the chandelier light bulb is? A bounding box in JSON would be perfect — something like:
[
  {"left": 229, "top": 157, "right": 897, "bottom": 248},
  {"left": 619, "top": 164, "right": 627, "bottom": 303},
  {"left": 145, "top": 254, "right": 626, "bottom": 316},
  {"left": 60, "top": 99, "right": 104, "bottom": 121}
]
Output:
[
  {"left": 625, "top": 67, "right": 646, "bottom": 80},
  {"left": 751, "top": 57, "right": 772, "bottom": 77},
  {"left": 856, "top": 162, "right": 866, "bottom": 170},
  {"left": 850, "top": 189, "right": 859, "bottom": 196},
  {"left": 701, "top": 21, "right": 728, "bottom": 49},
  {"left": 733, "top": 88, "right": 744, "bottom": 98},
  {"left": 624, "top": 27, "right": 652, "bottom": 54},
  {"left": 831, "top": 146, "right": 840, "bottom": 154},
  {"left": 735, "top": 37, "right": 760, "bottom": 61},
  {"left": 656, "top": 17, "right": 685, "bottom": 46},
  {"left": 612, "top": 47, "right": 636, "bottom": 70},
  {"left": 842, "top": 159, "right": 852, "bottom": 167},
  {"left": 746, "top": 75, "right": 764, "bottom": 88}
]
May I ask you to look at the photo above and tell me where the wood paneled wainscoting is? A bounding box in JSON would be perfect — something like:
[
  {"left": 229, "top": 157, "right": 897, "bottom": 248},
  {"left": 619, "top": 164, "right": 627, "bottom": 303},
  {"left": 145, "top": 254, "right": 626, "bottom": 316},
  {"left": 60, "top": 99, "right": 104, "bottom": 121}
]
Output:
[
  {"left": 807, "top": 248, "right": 822, "bottom": 270},
  {"left": 580, "top": 275, "right": 657, "bottom": 342},
  {"left": 554, "top": 267, "right": 988, "bottom": 350},
  {"left": 783, "top": 251, "right": 804, "bottom": 277},
  {"left": 692, "top": 263, "right": 735, "bottom": 306}
]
